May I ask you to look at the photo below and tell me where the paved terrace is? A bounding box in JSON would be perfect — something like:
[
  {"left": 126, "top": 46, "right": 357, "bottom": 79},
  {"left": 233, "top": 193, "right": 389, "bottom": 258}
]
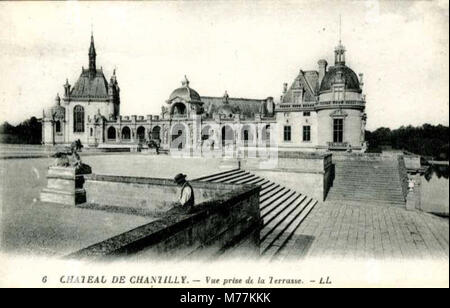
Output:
[{"left": 277, "top": 200, "right": 449, "bottom": 261}]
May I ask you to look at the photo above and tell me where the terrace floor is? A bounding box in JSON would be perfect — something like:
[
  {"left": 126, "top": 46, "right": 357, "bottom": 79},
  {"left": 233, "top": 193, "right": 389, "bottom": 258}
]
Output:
[{"left": 277, "top": 200, "right": 449, "bottom": 261}]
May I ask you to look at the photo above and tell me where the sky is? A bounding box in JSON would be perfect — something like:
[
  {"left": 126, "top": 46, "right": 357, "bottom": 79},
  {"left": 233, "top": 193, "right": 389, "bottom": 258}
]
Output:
[{"left": 0, "top": 0, "right": 448, "bottom": 130}]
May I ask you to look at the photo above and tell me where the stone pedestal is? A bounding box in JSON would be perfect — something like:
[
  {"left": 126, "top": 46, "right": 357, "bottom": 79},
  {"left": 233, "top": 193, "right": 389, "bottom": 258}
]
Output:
[{"left": 40, "top": 166, "right": 91, "bottom": 205}]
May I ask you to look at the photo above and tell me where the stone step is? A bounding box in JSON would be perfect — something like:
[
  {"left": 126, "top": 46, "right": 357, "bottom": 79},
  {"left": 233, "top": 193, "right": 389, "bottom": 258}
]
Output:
[
  {"left": 261, "top": 198, "right": 317, "bottom": 257},
  {"left": 197, "top": 168, "right": 319, "bottom": 258},
  {"left": 335, "top": 173, "right": 400, "bottom": 177},
  {"left": 215, "top": 171, "right": 251, "bottom": 183},
  {"left": 329, "top": 187, "right": 405, "bottom": 194},
  {"left": 260, "top": 190, "right": 295, "bottom": 213},
  {"left": 259, "top": 183, "right": 278, "bottom": 196},
  {"left": 327, "top": 194, "right": 405, "bottom": 203},
  {"left": 261, "top": 193, "right": 304, "bottom": 228},
  {"left": 260, "top": 187, "right": 289, "bottom": 206},
  {"left": 194, "top": 168, "right": 242, "bottom": 181},
  {"left": 228, "top": 174, "right": 258, "bottom": 184},
  {"left": 326, "top": 194, "right": 405, "bottom": 205},
  {"left": 245, "top": 178, "right": 267, "bottom": 185},
  {"left": 328, "top": 187, "right": 405, "bottom": 195},
  {"left": 260, "top": 194, "right": 307, "bottom": 242}
]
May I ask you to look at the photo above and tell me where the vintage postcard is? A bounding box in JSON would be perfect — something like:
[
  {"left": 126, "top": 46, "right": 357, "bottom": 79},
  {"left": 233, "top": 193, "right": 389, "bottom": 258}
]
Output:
[{"left": 0, "top": 0, "right": 448, "bottom": 290}]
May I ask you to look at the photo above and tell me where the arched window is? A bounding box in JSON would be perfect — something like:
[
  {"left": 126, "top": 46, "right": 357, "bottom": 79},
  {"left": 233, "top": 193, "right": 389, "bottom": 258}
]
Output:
[
  {"left": 221, "top": 125, "right": 234, "bottom": 147},
  {"left": 151, "top": 126, "right": 161, "bottom": 140},
  {"left": 171, "top": 103, "right": 187, "bottom": 116},
  {"left": 241, "top": 125, "right": 253, "bottom": 146},
  {"left": 122, "top": 126, "right": 131, "bottom": 140},
  {"left": 55, "top": 121, "right": 61, "bottom": 133},
  {"left": 171, "top": 123, "right": 186, "bottom": 150},
  {"left": 73, "top": 105, "right": 85, "bottom": 133},
  {"left": 137, "top": 126, "right": 146, "bottom": 141},
  {"left": 201, "top": 125, "right": 211, "bottom": 141},
  {"left": 107, "top": 126, "right": 116, "bottom": 140}
]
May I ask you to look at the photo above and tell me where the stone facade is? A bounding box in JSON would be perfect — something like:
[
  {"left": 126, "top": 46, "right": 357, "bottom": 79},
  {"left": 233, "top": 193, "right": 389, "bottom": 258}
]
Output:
[{"left": 43, "top": 34, "right": 367, "bottom": 153}]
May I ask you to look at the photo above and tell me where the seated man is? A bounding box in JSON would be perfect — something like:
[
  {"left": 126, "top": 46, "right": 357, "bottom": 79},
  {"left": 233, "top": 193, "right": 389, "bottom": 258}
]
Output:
[{"left": 174, "top": 173, "right": 195, "bottom": 210}]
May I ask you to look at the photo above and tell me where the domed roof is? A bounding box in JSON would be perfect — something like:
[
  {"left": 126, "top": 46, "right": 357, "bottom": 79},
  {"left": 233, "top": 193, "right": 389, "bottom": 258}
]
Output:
[
  {"left": 319, "top": 65, "right": 361, "bottom": 93},
  {"left": 45, "top": 94, "right": 65, "bottom": 119},
  {"left": 168, "top": 76, "right": 201, "bottom": 102},
  {"left": 169, "top": 86, "right": 201, "bottom": 102}
]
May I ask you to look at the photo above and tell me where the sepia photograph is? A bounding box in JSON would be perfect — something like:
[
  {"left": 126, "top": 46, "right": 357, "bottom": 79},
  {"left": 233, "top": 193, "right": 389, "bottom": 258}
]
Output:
[{"left": 0, "top": 0, "right": 448, "bottom": 290}]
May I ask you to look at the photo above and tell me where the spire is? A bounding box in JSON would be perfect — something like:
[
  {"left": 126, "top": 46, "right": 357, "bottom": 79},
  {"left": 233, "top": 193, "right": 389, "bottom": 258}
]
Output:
[
  {"left": 339, "top": 14, "right": 342, "bottom": 45},
  {"left": 334, "top": 15, "right": 346, "bottom": 66},
  {"left": 88, "top": 30, "right": 96, "bottom": 75}
]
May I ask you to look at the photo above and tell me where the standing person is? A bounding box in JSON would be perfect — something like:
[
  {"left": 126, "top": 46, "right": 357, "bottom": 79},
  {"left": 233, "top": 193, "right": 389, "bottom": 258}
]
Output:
[{"left": 174, "top": 173, "right": 195, "bottom": 210}]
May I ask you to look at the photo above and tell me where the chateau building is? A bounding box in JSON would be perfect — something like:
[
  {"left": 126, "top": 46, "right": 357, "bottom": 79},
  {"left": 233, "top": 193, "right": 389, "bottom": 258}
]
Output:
[{"left": 42, "top": 34, "right": 367, "bottom": 153}]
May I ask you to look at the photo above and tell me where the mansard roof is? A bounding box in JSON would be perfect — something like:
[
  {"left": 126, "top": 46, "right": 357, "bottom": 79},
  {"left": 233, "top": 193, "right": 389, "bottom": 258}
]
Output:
[
  {"left": 70, "top": 68, "right": 109, "bottom": 100},
  {"left": 281, "top": 70, "right": 319, "bottom": 104},
  {"left": 201, "top": 96, "right": 265, "bottom": 119}
]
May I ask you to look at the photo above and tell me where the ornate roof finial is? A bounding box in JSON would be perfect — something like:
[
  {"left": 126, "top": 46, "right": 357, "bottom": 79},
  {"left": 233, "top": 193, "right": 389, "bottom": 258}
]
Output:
[
  {"left": 335, "top": 15, "right": 346, "bottom": 66},
  {"left": 55, "top": 93, "right": 61, "bottom": 105},
  {"left": 182, "top": 75, "right": 190, "bottom": 87}
]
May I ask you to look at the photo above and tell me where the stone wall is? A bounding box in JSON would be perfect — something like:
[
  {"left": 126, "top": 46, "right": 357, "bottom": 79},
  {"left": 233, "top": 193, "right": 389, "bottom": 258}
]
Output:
[
  {"left": 240, "top": 152, "right": 332, "bottom": 201},
  {"left": 84, "top": 174, "right": 244, "bottom": 215},
  {"left": 68, "top": 179, "right": 261, "bottom": 259}
]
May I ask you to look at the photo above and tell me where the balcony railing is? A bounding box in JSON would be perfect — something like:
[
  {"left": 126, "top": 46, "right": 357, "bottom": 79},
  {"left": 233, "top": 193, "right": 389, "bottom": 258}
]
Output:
[
  {"left": 318, "top": 100, "right": 365, "bottom": 106},
  {"left": 275, "top": 100, "right": 365, "bottom": 111}
]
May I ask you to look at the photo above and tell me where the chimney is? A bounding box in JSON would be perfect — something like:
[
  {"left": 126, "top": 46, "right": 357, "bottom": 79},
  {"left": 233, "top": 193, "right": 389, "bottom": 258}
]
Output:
[
  {"left": 318, "top": 59, "right": 328, "bottom": 86},
  {"left": 359, "top": 73, "right": 364, "bottom": 88},
  {"left": 283, "top": 83, "right": 288, "bottom": 94}
]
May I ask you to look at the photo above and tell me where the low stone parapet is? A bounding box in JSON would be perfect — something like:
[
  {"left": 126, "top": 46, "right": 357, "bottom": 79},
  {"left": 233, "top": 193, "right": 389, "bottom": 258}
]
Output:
[
  {"left": 68, "top": 176, "right": 261, "bottom": 259},
  {"left": 240, "top": 151, "right": 332, "bottom": 201}
]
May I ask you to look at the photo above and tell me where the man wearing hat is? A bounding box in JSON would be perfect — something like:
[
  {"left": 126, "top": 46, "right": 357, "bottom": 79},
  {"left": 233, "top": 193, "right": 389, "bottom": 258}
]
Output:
[{"left": 174, "top": 173, "right": 195, "bottom": 210}]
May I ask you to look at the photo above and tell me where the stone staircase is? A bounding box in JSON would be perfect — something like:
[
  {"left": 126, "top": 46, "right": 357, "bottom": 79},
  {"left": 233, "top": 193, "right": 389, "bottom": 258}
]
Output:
[
  {"left": 194, "top": 169, "right": 318, "bottom": 259},
  {"left": 326, "top": 159, "right": 406, "bottom": 205}
]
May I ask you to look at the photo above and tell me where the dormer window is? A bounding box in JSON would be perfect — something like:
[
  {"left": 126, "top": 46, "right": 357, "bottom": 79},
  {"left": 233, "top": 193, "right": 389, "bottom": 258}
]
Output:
[
  {"left": 333, "top": 85, "right": 344, "bottom": 101},
  {"left": 293, "top": 89, "right": 303, "bottom": 104}
]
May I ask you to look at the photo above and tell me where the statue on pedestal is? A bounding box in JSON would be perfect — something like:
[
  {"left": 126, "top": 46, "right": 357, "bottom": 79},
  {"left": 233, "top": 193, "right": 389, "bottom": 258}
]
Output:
[{"left": 52, "top": 139, "right": 92, "bottom": 174}]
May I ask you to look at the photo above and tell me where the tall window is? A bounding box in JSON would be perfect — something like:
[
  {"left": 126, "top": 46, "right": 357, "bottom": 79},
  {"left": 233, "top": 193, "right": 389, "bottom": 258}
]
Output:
[
  {"left": 333, "top": 119, "right": 344, "bottom": 143},
  {"left": 107, "top": 126, "right": 116, "bottom": 140},
  {"left": 55, "top": 121, "right": 61, "bottom": 133},
  {"left": 303, "top": 125, "right": 311, "bottom": 142},
  {"left": 122, "top": 126, "right": 131, "bottom": 140},
  {"left": 73, "top": 105, "right": 85, "bottom": 133},
  {"left": 284, "top": 126, "right": 291, "bottom": 142}
]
